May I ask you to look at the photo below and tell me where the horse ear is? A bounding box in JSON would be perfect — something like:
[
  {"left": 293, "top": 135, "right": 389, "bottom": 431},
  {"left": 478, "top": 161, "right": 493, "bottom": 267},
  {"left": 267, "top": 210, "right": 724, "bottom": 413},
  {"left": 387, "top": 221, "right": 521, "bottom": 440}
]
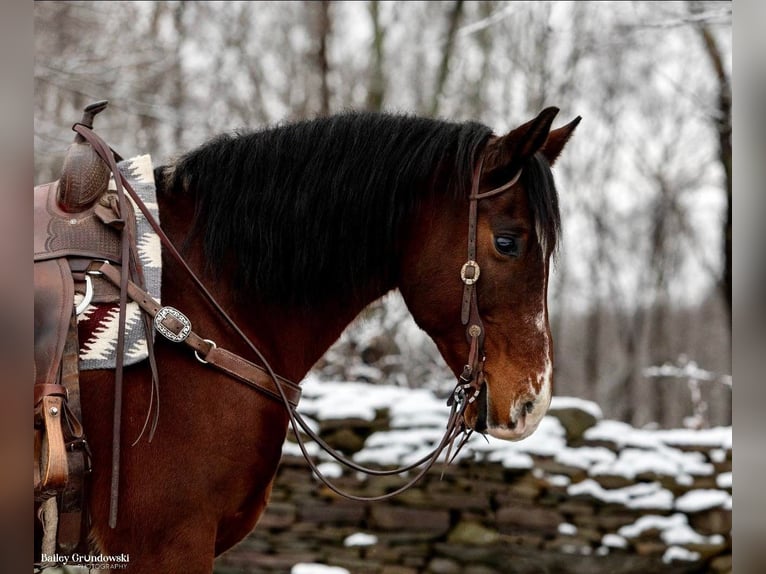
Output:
[
  {"left": 483, "top": 107, "right": 559, "bottom": 183},
  {"left": 540, "top": 116, "right": 582, "bottom": 166}
]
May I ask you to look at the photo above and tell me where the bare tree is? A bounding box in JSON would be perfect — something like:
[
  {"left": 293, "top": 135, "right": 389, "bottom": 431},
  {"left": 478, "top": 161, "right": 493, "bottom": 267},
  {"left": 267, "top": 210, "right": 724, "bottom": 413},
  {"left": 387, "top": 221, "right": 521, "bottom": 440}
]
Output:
[
  {"left": 317, "top": 0, "right": 332, "bottom": 116},
  {"left": 366, "top": 0, "right": 386, "bottom": 112},
  {"left": 688, "top": 2, "right": 732, "bottom": 324},
  {"left": 171, "top": 2, "right": 187, "bottom": 148},
  {"left": 429, "top": 0, "right": 465, "bottom": 117}
]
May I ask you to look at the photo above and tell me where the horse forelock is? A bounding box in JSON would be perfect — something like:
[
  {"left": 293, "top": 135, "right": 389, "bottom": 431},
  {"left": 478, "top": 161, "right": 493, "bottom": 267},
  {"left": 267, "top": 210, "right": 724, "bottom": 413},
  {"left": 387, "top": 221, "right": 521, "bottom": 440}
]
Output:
[
  {"left": 164, "top": 111, "right": 492, "bottom": 306},
  {"left": 522, "top": 152, "right": 562, "bottom": 259}
]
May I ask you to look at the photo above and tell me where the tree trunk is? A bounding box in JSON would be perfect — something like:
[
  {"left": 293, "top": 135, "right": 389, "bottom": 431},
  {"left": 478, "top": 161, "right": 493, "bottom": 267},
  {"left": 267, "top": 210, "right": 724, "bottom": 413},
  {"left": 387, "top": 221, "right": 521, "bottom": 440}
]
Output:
[
  {"left": 429, "top": 0, "right": 464, "bottom": 117},
  {"left": 702, "top": 28, "right": 732, "bottom": 324},
  {"left": 583, "top": 302, "right": 601, "bottom": 402},
  {"left": 316, "top": 0, "right": 332, "bottom": 116},
  {"left": 367, "top": 0, "right": 385, "bottom": 112},
  {"left": 648, "top": 297, "right": 672, "bottom": 427},
  {"left": 689, "top": 2, "right": 732, "bottom": 325},
  {"left": 172, "top": 1, "right": 186, "bottom": 150}
]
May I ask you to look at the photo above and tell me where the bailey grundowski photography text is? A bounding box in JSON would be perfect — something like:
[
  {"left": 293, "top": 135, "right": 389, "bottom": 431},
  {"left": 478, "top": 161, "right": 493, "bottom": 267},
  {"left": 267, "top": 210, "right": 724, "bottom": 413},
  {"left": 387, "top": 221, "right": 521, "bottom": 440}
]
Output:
[{"left": 39, "top": 553, "right": 130, "bottom": 568}]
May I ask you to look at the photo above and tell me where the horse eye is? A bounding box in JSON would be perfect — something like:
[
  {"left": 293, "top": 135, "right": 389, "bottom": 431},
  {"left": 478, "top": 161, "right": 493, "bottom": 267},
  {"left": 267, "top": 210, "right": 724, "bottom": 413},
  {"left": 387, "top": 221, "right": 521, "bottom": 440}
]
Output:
[{"left": 494, "top": 236, "right": 519, "bottom": 257}]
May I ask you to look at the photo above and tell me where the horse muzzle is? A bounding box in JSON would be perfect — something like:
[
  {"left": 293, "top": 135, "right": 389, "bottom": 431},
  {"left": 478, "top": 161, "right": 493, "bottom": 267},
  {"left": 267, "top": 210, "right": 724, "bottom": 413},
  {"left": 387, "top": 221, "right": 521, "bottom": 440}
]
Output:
[{"left": 466, "top": 377, "right": 550, "bottom": 441}]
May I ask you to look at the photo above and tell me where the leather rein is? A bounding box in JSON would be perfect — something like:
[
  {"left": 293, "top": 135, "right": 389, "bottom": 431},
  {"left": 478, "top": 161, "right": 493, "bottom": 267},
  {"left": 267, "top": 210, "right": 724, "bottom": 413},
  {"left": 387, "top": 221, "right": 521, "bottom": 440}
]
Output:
[{"left": 74, "top": 124, "right": 520, "bottom": 511}]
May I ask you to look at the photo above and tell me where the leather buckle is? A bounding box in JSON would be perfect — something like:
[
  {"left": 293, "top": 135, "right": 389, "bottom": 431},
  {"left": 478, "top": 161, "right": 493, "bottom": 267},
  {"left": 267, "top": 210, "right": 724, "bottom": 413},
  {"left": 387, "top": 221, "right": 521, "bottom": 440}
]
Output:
[{"left": 154, "top": 306, "right": 192, "bottom": 342}]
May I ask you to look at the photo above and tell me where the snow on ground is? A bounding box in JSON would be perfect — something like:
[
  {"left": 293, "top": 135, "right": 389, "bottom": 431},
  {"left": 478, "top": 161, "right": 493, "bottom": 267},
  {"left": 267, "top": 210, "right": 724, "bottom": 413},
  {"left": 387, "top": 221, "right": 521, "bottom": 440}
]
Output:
[
  {"left": 589, "top": 446, "right": 713, "bottom": 481},
  {"left": 549, "top": 396, "right": 604, "bottom": 420},
  {"left": 716, "top": 471, "right": 732, "bottom": 489},
  {"left": 293, "top": 379, "right": 730, "bottom": 491},
  {"left": 315, "top": 462, "right": 344, "bottom": 479},
  {"left": 286, "top": 378, "right": 731, "bottom": 552},
  {"left": 554, "top": 446, "right": 616, "bottom": 469},
  {"left": 568, "top": 479, "right": 674, "bottom": 510},
  {"left": 343, "top": 532, "right": 379, "bottom": 547},
  {"left": 291, "top": 564, "right": 350, "bottom": 574},
  {"left": 282, "top": 439, "right": 320, "bottom": 459},
  {"left": 547, "top": 474, "right": 572, "bottom": 487},
  {"left": 584, "top": 420, "right": 732, "bottom": 450},
  {"left": 662, "top": 546, "right": 702, "bottom": 563},
  {"left": 602, "top": 533, "right": 628, "bottom": 548},
  {"left": 618, "top": 513, "right": 725, "bottom": 546},
  {"left": 675, "top": 489, "right": 732, "bottom": 512}
]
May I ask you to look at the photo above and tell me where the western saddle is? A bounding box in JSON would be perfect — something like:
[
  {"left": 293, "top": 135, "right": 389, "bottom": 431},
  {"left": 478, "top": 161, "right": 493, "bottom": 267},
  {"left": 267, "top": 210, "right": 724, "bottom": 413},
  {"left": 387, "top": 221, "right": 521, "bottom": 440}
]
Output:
[
  {"left": 34, "top": 102, "right": 304, "bottom": 562},
  {"left": 34, "top": 101, "right": 139, "bottom": 556}
]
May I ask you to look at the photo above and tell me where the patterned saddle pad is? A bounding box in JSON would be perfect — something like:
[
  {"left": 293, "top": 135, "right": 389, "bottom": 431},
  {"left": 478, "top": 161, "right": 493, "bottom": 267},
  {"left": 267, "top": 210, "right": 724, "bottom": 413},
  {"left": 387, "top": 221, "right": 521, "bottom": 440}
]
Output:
[{"left": 76, "top": 154, "right": 162, "bottom": 370}]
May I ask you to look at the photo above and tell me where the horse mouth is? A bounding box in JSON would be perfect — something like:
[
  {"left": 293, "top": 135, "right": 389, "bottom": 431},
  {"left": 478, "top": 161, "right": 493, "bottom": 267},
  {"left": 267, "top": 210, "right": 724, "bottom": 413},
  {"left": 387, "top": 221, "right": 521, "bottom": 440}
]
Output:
[
  {"left": 472, "top": 382, "right": 488, "bottom": 434},
  {"left": 466, "top": 376, "right": 549, "bottom": 442}
]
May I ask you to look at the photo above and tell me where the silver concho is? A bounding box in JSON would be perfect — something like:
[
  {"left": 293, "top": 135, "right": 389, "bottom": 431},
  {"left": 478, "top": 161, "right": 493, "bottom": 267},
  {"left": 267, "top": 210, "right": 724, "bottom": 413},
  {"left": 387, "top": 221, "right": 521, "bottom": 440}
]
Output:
[
  {"left": 460, "top": 260, "right": 481, "bottom": 285},
  {"left": 154, "top": 306, "right": 192, "bottom": 343}
]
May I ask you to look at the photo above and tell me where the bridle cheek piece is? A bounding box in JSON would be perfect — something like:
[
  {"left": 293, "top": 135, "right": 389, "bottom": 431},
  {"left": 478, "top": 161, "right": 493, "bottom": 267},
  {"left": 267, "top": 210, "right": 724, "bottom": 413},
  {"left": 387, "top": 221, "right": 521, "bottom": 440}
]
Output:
[{"left": 452, "top": 157, "right": 522, "bottom": 429}]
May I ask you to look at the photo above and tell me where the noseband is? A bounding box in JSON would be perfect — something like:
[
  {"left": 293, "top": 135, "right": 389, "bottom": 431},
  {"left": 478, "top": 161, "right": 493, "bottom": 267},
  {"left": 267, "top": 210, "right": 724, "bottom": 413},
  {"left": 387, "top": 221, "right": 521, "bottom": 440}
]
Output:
[{"left": 453, "top": 157, "right": 522, "bottom": 415}]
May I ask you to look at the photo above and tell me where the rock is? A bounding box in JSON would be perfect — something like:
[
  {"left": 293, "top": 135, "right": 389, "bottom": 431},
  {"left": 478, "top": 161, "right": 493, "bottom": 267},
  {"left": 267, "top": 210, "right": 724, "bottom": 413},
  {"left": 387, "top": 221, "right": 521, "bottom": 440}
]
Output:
[
  {"left": 710, "top": 552, "right": 732, "bottom": 573},
  {"left": 403, "top": 554, "right": 428, "bottom": 568},
  {"left": 557, "top": 500, "right": 596, "bottom": 518},
  {"left": 361, "top": 334, "right": 400, "bottom": 365},
  {"left": 447, "top": 521, "right": 501, "bottom": 545},
  {"left": 494, "top": 475, "right": 545, "bottom": 502},
  {"left": 634, "top": 540, "right": 667, "bottom": 556},
  {"left": 257, "top": 502, "right": 296, "bottom": 529},
  {"left": 464, "top": 566, "right": 502, "bottom": 574},
  {"left": 545, "top": 537, "right": 595, "bottom": 553},
  {"left": 426, "top": 557, "right": 462, "bottom": 574},
  {"left": 426, "top": 491, "right": 487, "bottom": 512},
  {"left": 547, "top": 405, "right": 599, "bottom": 442},
  {"left": 590, "top": 473, "right": 634, "bottom": 490},
  {"left": 220, "top": 404, "right": 733, "bottom": 574},
  {"left": 689, "top": 508, "right": 732, "bottom": 536},
  {"left": 495, "top": 505, "right": 563, "bottom": 536},
  {"left": 322, "top": 427, "right": 366, "bottom": 454},
  {"left": 534, "top": 459, "right": 588, "bottom": 481},
  {"left": 686, "top": 538, "right": 729, "bottom": 561},
  {"left": 593, "top": 509, "right": 640, "bottom": 531},
  {"left": 331, "top": 556, "right": 382, "bottom": 573},
  {"left": 371, "top": 505, "right": 450, "bottom": 535},
  {"left": 298, "top": 502, "right": 366, "bottom": 525}
]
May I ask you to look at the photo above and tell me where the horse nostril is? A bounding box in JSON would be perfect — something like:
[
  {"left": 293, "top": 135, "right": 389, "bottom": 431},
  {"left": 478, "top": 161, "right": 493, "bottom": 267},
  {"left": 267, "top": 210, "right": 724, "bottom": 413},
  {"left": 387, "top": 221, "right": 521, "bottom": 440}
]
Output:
[{"left": 508, "top": 401, "right": 534, "bottom": 432}]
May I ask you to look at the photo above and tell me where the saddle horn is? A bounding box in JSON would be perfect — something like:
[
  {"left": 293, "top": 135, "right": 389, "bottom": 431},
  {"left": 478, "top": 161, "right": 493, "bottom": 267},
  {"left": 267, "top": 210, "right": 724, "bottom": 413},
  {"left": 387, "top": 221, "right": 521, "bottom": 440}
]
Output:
[{"left": 57, "top": 100, "right": 112, "bottom": 213}]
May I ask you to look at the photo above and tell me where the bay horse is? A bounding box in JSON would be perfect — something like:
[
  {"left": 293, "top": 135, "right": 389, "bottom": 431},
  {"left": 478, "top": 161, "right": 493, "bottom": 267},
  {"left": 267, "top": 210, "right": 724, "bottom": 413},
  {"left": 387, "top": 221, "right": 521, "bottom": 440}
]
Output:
[{"left": 60, "top": 108, "right": 578, "bottom": 572}]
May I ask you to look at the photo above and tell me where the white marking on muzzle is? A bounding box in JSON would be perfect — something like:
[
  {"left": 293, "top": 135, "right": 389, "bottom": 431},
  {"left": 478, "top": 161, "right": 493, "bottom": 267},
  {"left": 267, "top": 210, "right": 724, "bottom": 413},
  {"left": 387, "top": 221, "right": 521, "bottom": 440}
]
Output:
[
  {"left": 488, "top": 243, "right": 553, "bottom": 442},
  {"left": 536, "top": 243, "right": 553, "bottom": 412}
]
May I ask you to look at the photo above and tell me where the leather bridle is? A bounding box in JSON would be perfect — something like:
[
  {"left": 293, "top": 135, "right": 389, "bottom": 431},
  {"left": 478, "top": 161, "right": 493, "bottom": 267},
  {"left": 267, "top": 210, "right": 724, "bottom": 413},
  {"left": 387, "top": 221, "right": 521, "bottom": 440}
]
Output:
[
  {"left": 454, "top": 157, "right": 522, "bottom": 413},
  {"left": 73, "top": 124, "right": 521, "bottom": 511}
]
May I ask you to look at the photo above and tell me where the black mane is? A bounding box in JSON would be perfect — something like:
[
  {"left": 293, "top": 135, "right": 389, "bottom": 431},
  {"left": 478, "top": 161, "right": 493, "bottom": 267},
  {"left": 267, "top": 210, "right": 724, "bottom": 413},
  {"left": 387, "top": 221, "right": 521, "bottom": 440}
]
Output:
[{"left": 161, "top": 111, "right": 560, "bottom": 306}]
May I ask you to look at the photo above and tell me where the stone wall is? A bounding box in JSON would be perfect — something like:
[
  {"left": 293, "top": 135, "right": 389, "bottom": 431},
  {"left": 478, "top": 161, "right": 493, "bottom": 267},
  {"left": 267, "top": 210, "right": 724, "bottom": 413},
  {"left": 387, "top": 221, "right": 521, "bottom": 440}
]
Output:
[{"left": 214, "top": 386, "right": 731, "bottom": 574}]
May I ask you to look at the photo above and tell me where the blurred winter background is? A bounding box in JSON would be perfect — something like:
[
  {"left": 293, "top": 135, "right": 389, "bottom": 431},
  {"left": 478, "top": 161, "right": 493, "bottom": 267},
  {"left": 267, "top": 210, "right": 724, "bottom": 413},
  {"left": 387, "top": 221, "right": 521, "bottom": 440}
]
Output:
[{"left": 34, "top": 0, "right": 731, "bottom": 431}]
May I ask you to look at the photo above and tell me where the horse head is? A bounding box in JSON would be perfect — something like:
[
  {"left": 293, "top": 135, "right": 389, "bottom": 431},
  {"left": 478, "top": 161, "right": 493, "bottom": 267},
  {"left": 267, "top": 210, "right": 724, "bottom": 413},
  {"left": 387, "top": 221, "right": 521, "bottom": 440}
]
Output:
[{"left": 400, "top": 108, "right": 580, "bottom": 441}]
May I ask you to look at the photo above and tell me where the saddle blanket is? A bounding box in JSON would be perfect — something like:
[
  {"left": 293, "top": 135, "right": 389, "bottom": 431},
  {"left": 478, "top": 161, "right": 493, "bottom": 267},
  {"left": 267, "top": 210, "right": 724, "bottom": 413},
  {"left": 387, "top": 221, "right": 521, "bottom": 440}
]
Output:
[{"left": 76, "top": 154, "right": 162, "bottom": 370}]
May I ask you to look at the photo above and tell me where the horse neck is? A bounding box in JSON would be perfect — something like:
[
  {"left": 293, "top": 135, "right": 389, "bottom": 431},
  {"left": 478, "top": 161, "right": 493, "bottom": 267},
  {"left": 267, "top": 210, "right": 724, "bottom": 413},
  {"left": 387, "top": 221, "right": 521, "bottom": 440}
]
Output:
[
  {"left": 251, "top": 296, "right": 389, "bottom": 381},
  {"left": 157, "top": 190, "right": 394, "bottom": 383}
]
